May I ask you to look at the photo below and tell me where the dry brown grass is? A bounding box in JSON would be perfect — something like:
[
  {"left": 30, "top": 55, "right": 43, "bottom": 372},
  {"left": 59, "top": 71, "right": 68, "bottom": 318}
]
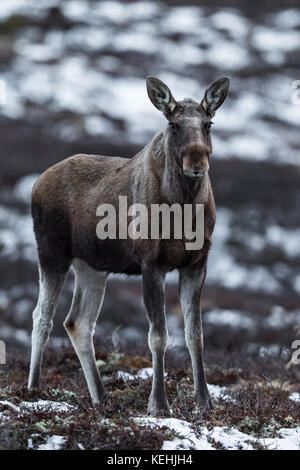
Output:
[{"left": 0, "top": 344, "right": 299, "bottom": 450}]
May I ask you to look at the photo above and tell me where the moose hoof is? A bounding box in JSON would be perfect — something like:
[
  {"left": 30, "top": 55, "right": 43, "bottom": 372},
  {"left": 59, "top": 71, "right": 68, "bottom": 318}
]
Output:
[
  {"left": 93, "top": 392, "right": 110, "bottom": 409},
  {"left": 147, "top": 396, "right": 170, "bottom": 417},
  {"left": 194, "top": 392, "right": 214, "bottom": 411}
]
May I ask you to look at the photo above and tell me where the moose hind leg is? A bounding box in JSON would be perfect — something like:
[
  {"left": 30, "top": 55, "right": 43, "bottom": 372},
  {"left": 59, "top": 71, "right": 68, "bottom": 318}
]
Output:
[
  {"left": 64, "top": 259, "right": 108, "bottom": 405},
  {"left": 143, "top": 266, "right": 169, "bottom": 416},
  {"left": 179, "top": 266, "right": 213, "bottom": 410},
  {"left": 28, "top": 266, "right": 68, "bottom": 389}
]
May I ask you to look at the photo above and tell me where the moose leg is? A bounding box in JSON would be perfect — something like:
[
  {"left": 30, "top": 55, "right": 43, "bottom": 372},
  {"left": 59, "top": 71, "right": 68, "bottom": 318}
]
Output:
[
  {"left": 64, "top": 259, "right": 108, "bottom": 405},
  {"left": 179, "top": 264, "right": 213, "bottom": 409},
  {"left": 142, "top": 266, "right": 169, "bottom": 416},
  {"left": 28, "top": 266, "right": 68, "bottom": 389}
]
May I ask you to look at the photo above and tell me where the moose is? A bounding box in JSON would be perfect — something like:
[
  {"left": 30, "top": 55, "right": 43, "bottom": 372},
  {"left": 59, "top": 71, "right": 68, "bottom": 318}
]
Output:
[{"left": 28, "top": 76, "right": 230, "bottom": 416}]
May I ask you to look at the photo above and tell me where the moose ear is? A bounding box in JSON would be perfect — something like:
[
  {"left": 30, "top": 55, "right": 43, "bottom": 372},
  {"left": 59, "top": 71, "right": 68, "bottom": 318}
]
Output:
[
  {"left": 146, "top": 76, "right": 177, "bottom": 116},
  {"left": 201, "top": 77, "right": 230, "bottom": 117}
]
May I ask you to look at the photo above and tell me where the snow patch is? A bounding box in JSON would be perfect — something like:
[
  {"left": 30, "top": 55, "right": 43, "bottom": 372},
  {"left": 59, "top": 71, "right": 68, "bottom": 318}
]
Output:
[
  {"left": 13, "top": 174, "right": 39, "bottom": 202},
  {"left": 135, "top": 417, "right": 213, "bottom": 450},
  {"left": 37, "top": 435, "right": 67, "bottom": 450},
  {"left": 117, "top": 368, "right": 167, "bottom": 381},
  {"left": 22, "top": 400, "right": 76, "bottom": 413},
  {"left": 135, "top": 417, "right": 300, "bottom": 450},
  {"left": 205, "top": 309, "right": 255, "bottom": 329},
  {"left": 289, "top": 392, "right": 300, "bottom": 403},
  {"left": 0, "top": 399, "right": 76, "bottom": 416}
]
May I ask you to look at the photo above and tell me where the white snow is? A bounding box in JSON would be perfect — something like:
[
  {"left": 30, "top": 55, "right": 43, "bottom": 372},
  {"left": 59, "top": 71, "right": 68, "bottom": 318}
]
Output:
[
  {"left": 259, "top": 428, "right": 300, "bottom": 451},
  {"left": 15, "top": 31, "right": 64, "bottom": 61},
  {"left": 204, "top": 426, "right": 254, "bottom": 450},
  {"left": 135, "top": 417, "right": 214, "bottom": 450},
  {"left": 0, "top": 399, "right": 76, "bottom": 416},
  {"left": 252, "top": 27, "right": 300, "bottom": 52},
  {"left": 21, "top": 400, "right": 76, "bottom": 413},
  {"left": 135, "top": 416, "right": 300, "bottom": 450},
  {"left": 0, "top": 400, "right": 20, "bottom": 413},
  {"left": 118, "top": 372, "right": 232, "bottom": 401},
  {"left": 207, "top": 384, "right": 233, "bottom": 401},
  {"left": 37, "top": 435, "right": 67, "bottom": 450},
  {"left": 162, "top": 7, "right": 204, "bottom": 35},
  {"left": 0, "top": 1, "right": 299, "bottom": 167},
  {"left": 210, "top": 10, "right": 249, "bottom": 39},
  {"left": 117, "top": 371, "right": 136, "bottom": 381},
  {"left": 117, "top": 367, "right": 167, "bottom": 381},
  {"left": 138, "top": 367, "right": 166, "bottom": 380},
  {"left": 205, "top": 309, "right": 255, "bottom": 329},
  {"left": 204, "top": 427, "right": 300, "bottom": 450},
  {"left": 0, "top": 412, "right": 9, "bottom": 422},
  {"left": 27, "top": 434, "right": 40, "bottom": 449},
  {"left": 13, "top": 174, "right": 39, "bottom": 202},
  {"left": 112, "top": 32, "right": 158, "bottom": 54},
  {"left": 266, "top": 225, "right": 300, "bottom": 258},
  {"left": 0, "top": 205, "right": 36, "bottom": 259},
  {"left": 204, "top": 304, "right": 299, "bottom": 333},
  {"left": 84, "top": 115, "right": 115, "bottom": 136},
  {"left": 263, "top": 305, "right": 300, "bottom": 329},
  {"left": 271, "top": 9, "right": 300, "bottom": 28},
  {"left": 207, "top": 41, "right": 249, "bottom": 70},
  {"left": 258, "top": 344, "right": 288, "bottom": 359},
  {"left": 289, "top": 392, "right": 300, "bottom": 403},
  {"left": 207, "top": 208, "right": 281, "bottom": 293}
]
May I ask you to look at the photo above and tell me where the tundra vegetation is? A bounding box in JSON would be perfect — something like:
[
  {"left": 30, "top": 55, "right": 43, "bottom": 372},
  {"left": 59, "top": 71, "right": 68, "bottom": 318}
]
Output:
[{"left": 0, "top": 343, "right": 299, "bottom": 450}]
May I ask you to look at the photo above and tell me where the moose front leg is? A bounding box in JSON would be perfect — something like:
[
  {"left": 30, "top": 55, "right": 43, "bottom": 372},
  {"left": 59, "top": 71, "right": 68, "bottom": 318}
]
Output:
[
  {"left": 142, "top": 266, "right": 169, "bottom": 416},
  {"left": 179, "top": 264, "right": 213, "bottom": 410}
]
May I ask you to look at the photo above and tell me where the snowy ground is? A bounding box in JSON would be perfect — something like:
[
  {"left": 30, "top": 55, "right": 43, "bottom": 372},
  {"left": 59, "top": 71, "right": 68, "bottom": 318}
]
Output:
[
  {"left": 1, "top": 306, "right": 298, "bottom": 451},
  {"left": 0, "top": 0, "right": 299, "bottom": 451},
  {"left": 23, "top": 421, "right": 300, "bottom": 450},
  {"left": 0, "top": 1, "right": 300, "bottom": 162},
  {"left": 0, "top": 1, "right": 299, "bottom": 348},
  {"left": 136, "top": 417, "right": 300, "bottom": 450},
  {"left": 0, "top": 168, "right": 299, "bottom": 365},
  {"left": 1, "top": 364, "right": 299, "bottom": 450}
]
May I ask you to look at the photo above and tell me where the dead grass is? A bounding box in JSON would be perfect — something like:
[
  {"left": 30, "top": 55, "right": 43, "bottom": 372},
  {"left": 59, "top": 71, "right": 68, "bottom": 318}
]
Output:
[{"left": 0, "top": 344, "right": 299, "bottom": 450}]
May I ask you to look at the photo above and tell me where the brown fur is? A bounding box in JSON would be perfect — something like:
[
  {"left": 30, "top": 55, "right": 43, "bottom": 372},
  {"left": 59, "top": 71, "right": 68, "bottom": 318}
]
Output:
[
  {"left": 32, "top": 127, "right": 215, "bottom": 276},
  {"left": 29, "top": 76, "right": 230, "bottom": 414}
]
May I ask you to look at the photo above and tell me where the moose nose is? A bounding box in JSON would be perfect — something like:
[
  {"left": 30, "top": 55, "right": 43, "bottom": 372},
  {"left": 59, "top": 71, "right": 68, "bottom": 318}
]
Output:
[
  {"left": 192, "top": 169, "right": 206, "bottom": 177},
  {"left": 181, "top": 143, "right": 210, "bottom": 178}
]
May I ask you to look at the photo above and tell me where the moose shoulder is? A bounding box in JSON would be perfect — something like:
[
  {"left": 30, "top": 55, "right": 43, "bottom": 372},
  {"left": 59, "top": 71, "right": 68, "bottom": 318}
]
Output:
[{"left": 28, "top": 76, "right": 230, "bottom": 416}]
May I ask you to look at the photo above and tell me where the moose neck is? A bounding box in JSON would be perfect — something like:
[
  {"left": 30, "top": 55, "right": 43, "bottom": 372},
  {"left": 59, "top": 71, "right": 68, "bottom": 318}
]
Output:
[{"left": 161, "top": 135, "right": 208, "bottom": 205}]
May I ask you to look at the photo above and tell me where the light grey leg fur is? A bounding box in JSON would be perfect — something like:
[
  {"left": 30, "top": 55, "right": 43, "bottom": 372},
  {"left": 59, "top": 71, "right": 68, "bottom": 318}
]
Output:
[
  {"left": 142, "top": 266, "right": 169, "bottom": 416},
  {"left": 28, "top": 266, "right": 68, "bottom": 389},
  {"left": 64, "top": 259, "right": 108, "bottom": 405},
  {"left": 179, "top": 265, "right": 212, "bottom": 409}
]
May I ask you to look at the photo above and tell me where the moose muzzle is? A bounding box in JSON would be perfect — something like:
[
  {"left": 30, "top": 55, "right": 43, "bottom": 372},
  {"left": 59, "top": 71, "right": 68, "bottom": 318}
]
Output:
[{"left": 180, "top": 143, "right": 210, "bottom": 178}]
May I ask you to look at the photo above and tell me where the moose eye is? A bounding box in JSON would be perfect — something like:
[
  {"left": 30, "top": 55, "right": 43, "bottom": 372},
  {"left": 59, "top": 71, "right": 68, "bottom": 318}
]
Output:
[
  {"left": 169, "top": 122, "right": 179, "bottom": 131},
  {"left": 204, "top": 121, "right": 213, "bottom": 132}
]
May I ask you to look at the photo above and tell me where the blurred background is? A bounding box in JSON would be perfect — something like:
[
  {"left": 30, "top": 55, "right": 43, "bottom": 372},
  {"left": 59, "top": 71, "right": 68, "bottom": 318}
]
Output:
[{"left": 0, "top": 0, "right": 299, "bottom": 369}]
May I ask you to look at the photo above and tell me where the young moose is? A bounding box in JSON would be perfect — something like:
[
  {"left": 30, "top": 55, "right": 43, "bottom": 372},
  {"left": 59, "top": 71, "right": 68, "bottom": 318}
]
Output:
[{"left": 28, "top": 76, "right": 229, "bottom": 416}]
